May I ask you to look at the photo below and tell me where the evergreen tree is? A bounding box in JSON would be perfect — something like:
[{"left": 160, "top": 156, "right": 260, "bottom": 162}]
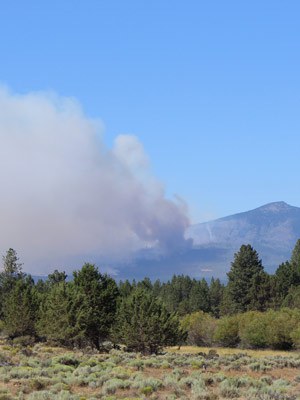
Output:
[
  {"left": 0, "top": 248, "right": 25, "bottom": 318},
  {"left": 71, "top": 263, "right": 119, "bottom": 349},
  {"left": 114, "top": 287, "right": 186, "bottom": 354},
  {"left": 37, "top": 281, "right": 74, "bottom": 345},
  {"left": 160, "top": 275, "right": 193, "bottom": 314},
  {"left": 282, "top": 285, "right": 300, "bottom": 308},
  {"left": 118, "top": 279, "right": 133, "bottom": 298},
  {"left": 3, "top": 275, "right": 37, "bottom": 338},
  {"left": 2, "top": 248, "right": 23, "bottom": 277},
  {"left": 274, "top": 261, "right": 299, "bottom": 305},
  {"left": 273, "top": 240, "right": 300, "bottom": 306},
  {"left": 247, "top": 271, "right": 272, "bottom": 311},
  {"left": 47, "top": 269, "right": 67, "bottom": 285},
  {"left": 152, "top": 279, "right": 162, "bottom": 298},
  {"left": 189, "top": 279, "right": 210, "bottom": 313},
  {"left": 226, "top": 244, "right": 264, "bottom": 313},
  {"left": 220, "top": 286, "right": 233, "bottom": 316},
  {"left": 291, "top": 239, "right": 300, "bottom": 269},
  {"left": 209, "top": 278, "right": 224, "bottom": 318},
  {"left": 136, "top": 277, "right": 153, "bottom": 292}
]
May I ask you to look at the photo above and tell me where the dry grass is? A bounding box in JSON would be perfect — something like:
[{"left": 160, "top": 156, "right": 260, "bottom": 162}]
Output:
[
  {"left": 0, "top": 342, "right": 299, "bottom": 399},
  {"left": 168, "top": 345, "right": 300, "bottom": 358}
]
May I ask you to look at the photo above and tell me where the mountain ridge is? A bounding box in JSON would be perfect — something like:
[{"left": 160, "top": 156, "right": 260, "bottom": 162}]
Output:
[
  {"left": 183, "top": 201, "right": 300, "bottom": 277},
  {"left": 117, "top": 201, "right": 300, "bottom": 280},
  {"left": 31, "top": 202, "right": 300, "bottom": 281}
]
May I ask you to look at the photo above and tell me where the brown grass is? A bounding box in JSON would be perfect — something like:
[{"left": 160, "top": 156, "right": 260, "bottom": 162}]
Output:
[
  {"left": 0, "top": 343, "right": 300, "bottom": 399},
  {"left": 167, "top": 345, "right": 300, "bottom": 358}
]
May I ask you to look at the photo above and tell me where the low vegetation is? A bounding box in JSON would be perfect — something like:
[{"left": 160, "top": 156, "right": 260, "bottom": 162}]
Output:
[{"left": 0, "top": 341, "right": 299, "bottom": 399}]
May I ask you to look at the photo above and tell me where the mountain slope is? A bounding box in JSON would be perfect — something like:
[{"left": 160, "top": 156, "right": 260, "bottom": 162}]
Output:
[
  {"left": 185, "top": 201, "right": 300, "bottom": 276},
  {"left": 117, "top": 202, "right": 300, "bottom": 281}
]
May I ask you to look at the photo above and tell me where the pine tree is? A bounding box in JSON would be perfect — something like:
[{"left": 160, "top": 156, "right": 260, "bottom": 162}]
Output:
[
  {"left": 226, "top": 244, "right": 264, "bottom": 313},
  {"left": 71, "top": 263, "right": 119, "bottom": 349},
  {"left": 118, "top": 280, "right": 133, "bottom": 298},
  {"left": 2, "top": 248, "right": 23, "bottom": 275},
  {"left": 271, "top": 241, "right": 300, "bottom": 307},
  {"left": 247, "top": 271, "right": 272, "bottom": 311},
  {"left": 189, "top": 279, "right": 210, "bottom": 313},
  {"left": 3, "top": 276, "right": 37, "bottom": 338},
  {"left": 47, "top": 270, "right": 67, "bottom": 285},
  {"left": 160, "top": 275, "right": 193, "bottom": 314},
  {"left": 37, "top": 281, "right": 74, "bottom": 345},
  {"left": 291, "top": 239, "right": 300, "bottom": 269},
  {"left": 210, "top": 278, "right": 224, "bottom": 317},
  {"left": 0, "top": 248, "right": 25, "bottom": 318},
  {"left": 274, "top": 261, "right": 299, "bottom": 306}
]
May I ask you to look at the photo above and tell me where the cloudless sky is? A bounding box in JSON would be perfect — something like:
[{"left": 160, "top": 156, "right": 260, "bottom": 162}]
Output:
[{"left": 1, "top": 0, "right": 300, "bottom": 222}]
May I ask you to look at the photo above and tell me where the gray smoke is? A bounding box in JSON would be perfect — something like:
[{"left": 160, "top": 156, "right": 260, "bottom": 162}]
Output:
[{"left": 0, "top": 88, "right": 191, "bottom": 274}]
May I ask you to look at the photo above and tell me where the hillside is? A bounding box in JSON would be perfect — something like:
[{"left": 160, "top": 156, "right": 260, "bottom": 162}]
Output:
[
  {"left": 118, "top": 202, "right": 300, "bottom": 280},
  {"left": 185, "top": 201, "right": 300, "bottom": 274}
]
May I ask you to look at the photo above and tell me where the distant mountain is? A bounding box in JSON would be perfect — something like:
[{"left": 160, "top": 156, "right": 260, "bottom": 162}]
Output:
[
  {"left": 118, "top": 202, "right": 300, "bottom": 281},
  {"left": 184, "top": 201, "right": 300, "bottom": 277}
]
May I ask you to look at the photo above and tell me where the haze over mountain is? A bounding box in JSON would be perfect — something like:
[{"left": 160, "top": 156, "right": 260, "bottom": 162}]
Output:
[{"left": 118, "top": 202, "right": 300, "bottom": 280}]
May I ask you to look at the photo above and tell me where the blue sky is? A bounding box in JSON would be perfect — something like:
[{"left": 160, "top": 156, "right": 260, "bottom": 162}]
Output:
[{"left": 1, "top": 0, "right": 300, "bottom": 224}]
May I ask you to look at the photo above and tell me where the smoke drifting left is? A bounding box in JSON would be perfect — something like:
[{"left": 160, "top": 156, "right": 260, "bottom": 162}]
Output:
[{"left": 0, "top": 88, "right": 191, "bottom": 274}]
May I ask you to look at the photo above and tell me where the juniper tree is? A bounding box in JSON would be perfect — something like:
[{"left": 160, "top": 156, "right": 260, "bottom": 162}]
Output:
[
  {"left": 37, "top": 281, "right": 74, "bottom": 345},
  {"left": 113, "top": 287, "right": 186, "bottom": 354},
  {"left": 71, "top": 263, "right": 119, "bottom": 349},
  {"left": 3, "top": 275, "right": 37, "bottom": 338}
]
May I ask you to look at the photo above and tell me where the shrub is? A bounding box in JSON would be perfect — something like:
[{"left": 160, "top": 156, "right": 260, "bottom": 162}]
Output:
[
  {"left": 219, "top": 379, "right": 240, "bottom": 398},
  {"left": 140, "top": 386, "right": 153, "bottom": 396},
  {"left": 213, "top": 315, "right": 240, "bottom": 347},
  {"left": 29, "top": 379, "right": 47, "bottom": 391},
  {"left": 265, "top": 309, "right": 300, "bottom": 350},
  {"left": 12, "top": 336, "right": 35, "bottom": 347},
  {"left": 102, "top": 378, "right": 130, "bottom": 395},
  {"left": 238, "top": 311, "right": 268, "bottom": 348},
  {"left": 52, "top": 355, "right": 80, "bottom": 367},
  {"left": 181, "top": 311, "right": 216, "bottom": 346},
  {"left": 290, "top": 324, "right": 300, "bottom": 348}
]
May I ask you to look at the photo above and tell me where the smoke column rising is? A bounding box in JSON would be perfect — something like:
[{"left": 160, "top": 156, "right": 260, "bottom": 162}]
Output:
[{"left": 0, "top": 89, "right": 190, "bottom": 274}]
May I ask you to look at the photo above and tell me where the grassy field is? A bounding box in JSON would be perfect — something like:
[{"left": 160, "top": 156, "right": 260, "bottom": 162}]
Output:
[
  {"left": 167, "top": 345, "right": 300, "bottom": 358},
  {"left": 0, "top": 341, "right": 299, "bottom": 399}
]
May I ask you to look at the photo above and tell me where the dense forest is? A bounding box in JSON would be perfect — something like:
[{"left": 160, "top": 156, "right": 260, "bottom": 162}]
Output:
[{"left": 1, "top": 240, "right": 300, "bottom": 354}]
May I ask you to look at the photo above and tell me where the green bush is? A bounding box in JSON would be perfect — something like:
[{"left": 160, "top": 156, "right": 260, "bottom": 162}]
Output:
[
  {"left": 181, "top": 311, "right": 216, "bottom": 346},
  {"left": 140, "top": 386, "right": 153, "bottom": 396},
  {"left": 264, "top": 309, "right": 300, "bottom": 350},
  {"left": 213, "top": 315, "right": 240, "bottom": 347},
  {"left": 290, "top": 324, "right": 300, "bottom": 348},
  {"left": 12, "top": 335, "right": 35, "bottom": 347},
  {"left": 238, "top": 311, "right": 268, "bottom": 348}
]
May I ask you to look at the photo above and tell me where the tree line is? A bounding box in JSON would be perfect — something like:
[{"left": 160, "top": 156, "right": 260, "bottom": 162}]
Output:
[
  {"left": 0, "top": 240, "right": 300, "bottom": 353},
  {"left": 0, "top": 249, "right": 185, "bottom": 354},
  {"left": 118, "top": 240, "right": 300, "bottom": 318}
]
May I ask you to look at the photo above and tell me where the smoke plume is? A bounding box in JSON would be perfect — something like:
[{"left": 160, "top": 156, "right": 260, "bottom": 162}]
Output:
[{"left": 0, "top": 89, "right": 190, "bottom": 274}]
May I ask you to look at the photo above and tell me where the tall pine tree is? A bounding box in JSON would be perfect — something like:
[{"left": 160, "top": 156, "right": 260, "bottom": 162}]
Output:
[{"left": 226, "top": 244, "right": 264, "bottom": 313}]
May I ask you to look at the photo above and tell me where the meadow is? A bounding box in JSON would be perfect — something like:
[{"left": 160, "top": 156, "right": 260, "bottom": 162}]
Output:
[{"left": 0, "top": 340, "right": 300, "bottom": 399}]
